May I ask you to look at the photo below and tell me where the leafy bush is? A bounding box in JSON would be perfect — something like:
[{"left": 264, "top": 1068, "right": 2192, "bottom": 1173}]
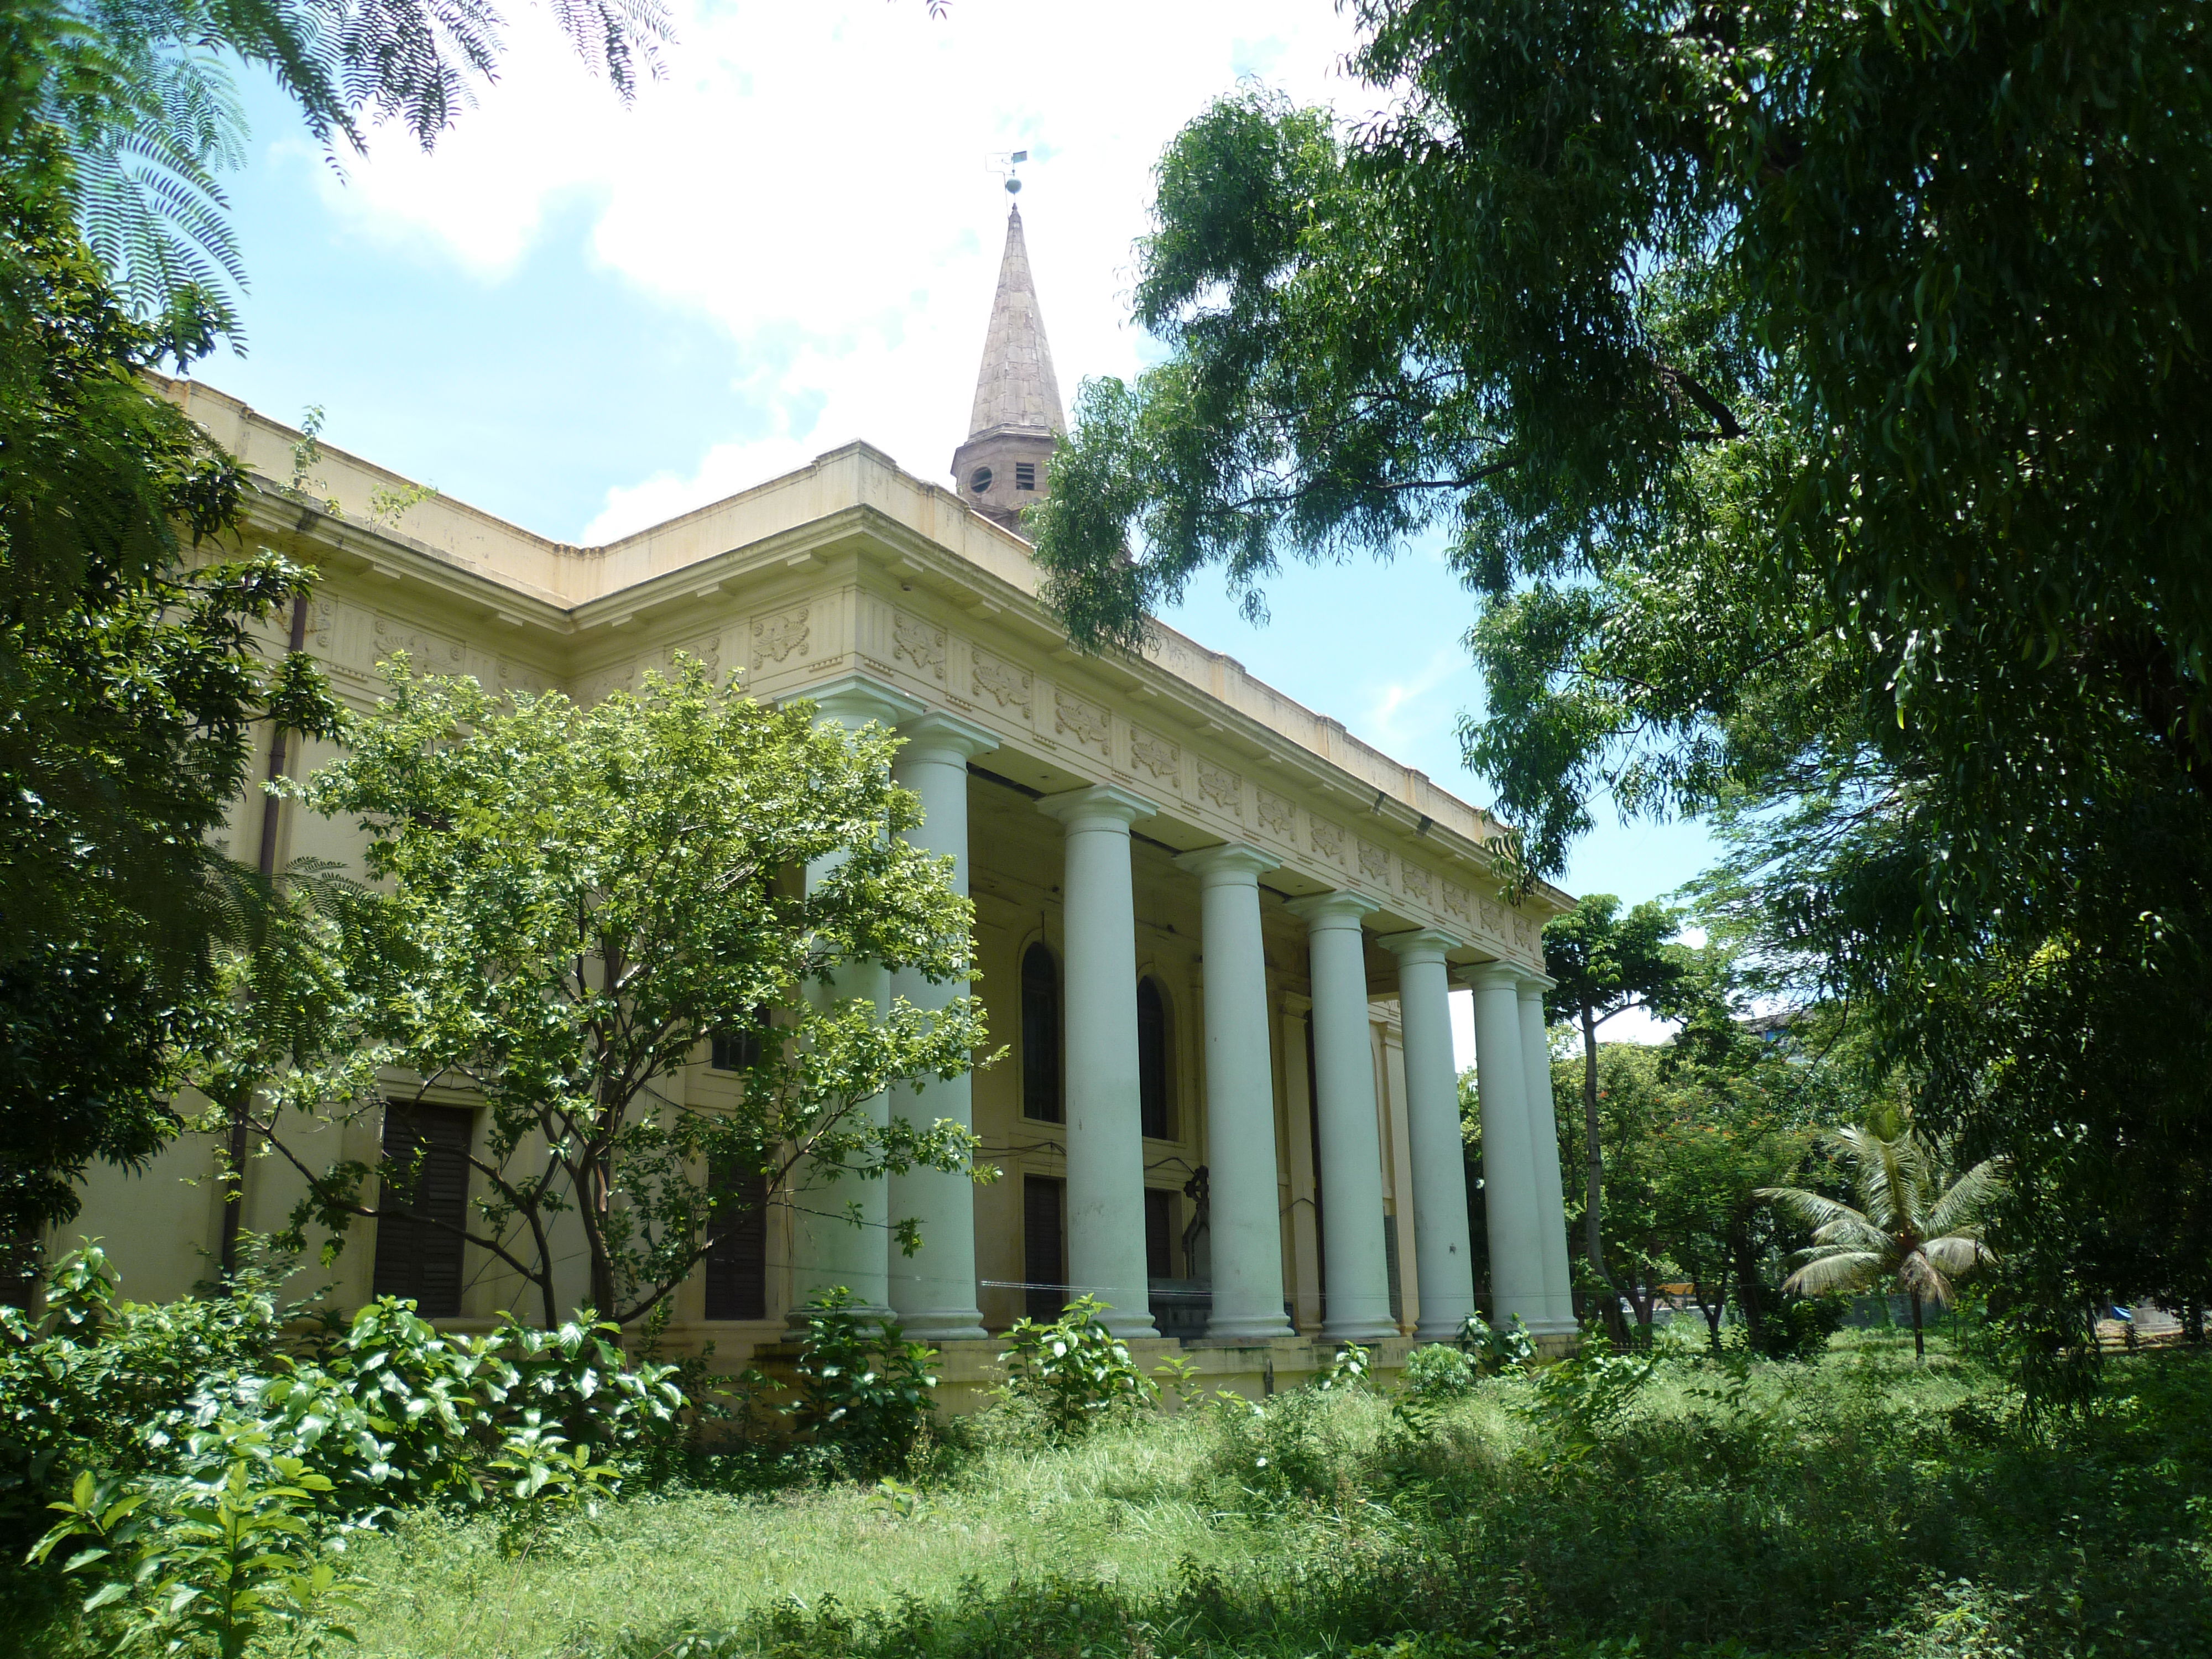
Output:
[
  {"left": 1, "top": 1247, "right": 688, "bottom": 1557},
  {"left": 32, "top": 1421, "right": 362, "bottom": 1659},
  {"left": 1515, "top": 1334, "right": 1660, "bottom": 1458},
  {"left": 1459, "top": 1312, "right": 1537, "bottom": 1373},
  {"left": 782, "top": 1287, "right": 939, "bottom": 1479},
  {"left": 995, "top": 1295, "right": 1157, "bottom": 1442},
  {"left": 1749, "top": 1294, "right": 1847, "bottom": 1361},
  {"left": 1201, "top": 1385, "right": 1349, "bottom": 1515},
  {"left": 1401, "top": 1343, "right": 1478, "bottom": 1399}
]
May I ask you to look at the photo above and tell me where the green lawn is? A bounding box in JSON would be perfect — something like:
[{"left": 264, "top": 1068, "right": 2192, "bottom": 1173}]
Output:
[{"left": 17, "top": 1331, "right": 2212, "bottom": 1658}]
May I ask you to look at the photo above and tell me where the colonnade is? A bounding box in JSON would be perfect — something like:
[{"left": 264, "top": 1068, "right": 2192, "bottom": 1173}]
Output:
[{"left": 789, "top": 680, "right": 1578, "bottom": 1344}]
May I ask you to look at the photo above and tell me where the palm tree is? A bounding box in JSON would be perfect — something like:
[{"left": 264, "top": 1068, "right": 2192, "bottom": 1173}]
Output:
[{"left": 1756, "top": 1121, "right": 2006, "bottom": 1359}]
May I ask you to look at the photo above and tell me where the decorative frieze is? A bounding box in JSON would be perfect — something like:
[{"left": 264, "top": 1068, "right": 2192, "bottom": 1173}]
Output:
[
  {"left": 1196, "top": 762, "right": 1241, "bottom": 816},
  {"left": 1054, "top": 688, "right": 1110, "bottom": 753},
  {"left": 752, "top": 606, "right": 810, "bottom": 667},
  {"left": 1129, "top": 729, "right": 1180, "bottom": 784},
  {"left": 1258, "top": 791, "right": 1296, "bottom": 839},
  {"left": 663, "top": 630, "right": 722, "bottom": 677},
  {"left": 1440, "top": 881, "right": 1470, "bottom": 921},
  {"left": 372, "top": 615, "right": 464, "bottom": 670},
  {"left": 1357, "top": 839, "right": 1391, "bottom": 884},
  {"left": 891, "top": 612, "right": 946, "bottom": 680},
  {"left": 1400, "top": 862, "right": 1431, "bottom": 905},
  {"left": 1308, "top": 817, "right": 1345, "bottom": 863},
  {"left": 971, "top": 650, "right": 1032, "bottom": 715}
]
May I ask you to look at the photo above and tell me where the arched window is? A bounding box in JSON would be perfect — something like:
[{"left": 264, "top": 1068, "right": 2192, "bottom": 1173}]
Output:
[
  {"left": 1137, "top": 975, "right": 1172, "bottom": 1139},
  {"left": 1021, "top": 942, "right": 1062, "bottom": 1123}
]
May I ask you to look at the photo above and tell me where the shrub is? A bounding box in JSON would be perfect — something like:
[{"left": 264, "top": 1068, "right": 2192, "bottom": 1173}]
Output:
[
  {"left": 1401, "top": 1343, "right": 1478, "bottom": 1399},
  {"left": 1751, "top": 1295, "right": 1848, "bottom": 1361},
  {"left": 995, "top": 1295, "right": 1157, "bottom": 1442},
  {"left": 782, "top": 1287, "right": 939, "bottom": 1479},
  {"left": 1201, "top": 1385, "right": 1348, "bottom": 1515},
  {"left": 1459, "top": 1311, "right": 1537, "bottom": 1373}
]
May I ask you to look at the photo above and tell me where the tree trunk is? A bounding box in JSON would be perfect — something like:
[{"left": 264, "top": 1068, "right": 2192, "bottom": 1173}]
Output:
[
  {"left": 218, "top": 1095, "right": 249, "bottom": 1280},
  {"left": 1696, "top": 1281, "right": 1726, "bottom": 1353},
  {"left": 2185, "top": 1300, "right": 2205, "bottom": 1345},
  {"left": 1580, "top": 1004, "right": 1626, "bottom": 1343},
  {"left": 1729, "top": 1224, "right": 1767, "bottom": 1348},
  {"left": 1911, "top": 1289, "right": 1924, "bottom": 1360}
]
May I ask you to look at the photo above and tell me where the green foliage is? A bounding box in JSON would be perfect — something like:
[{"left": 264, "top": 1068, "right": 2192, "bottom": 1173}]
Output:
[
  {"left": 32, "top": 1421, "right": 361, "bottom": 1659},
  {"left": 1316, "top": 1340, "right": 1373, "bottom": 1394},
  {"left": 1035, "top": 0, "right": 2212, "bottom": 1389},
  {"left": 1, "top": 1246, "right": 689, "bottom": 1574},
  {"left": 246, "top": 658, "right": 992, "bottom": 1328},
  {"left": 1760, "top": 1120, "right": 2006, "bottom": 1359},
  {"left": 1401, "top": 1344, "right": 1477, "bottom": 1400},
  {"left": 782, "top": 1288, "right": 939, "bottom": 1481},
  {"left": 1459, "top": 1312, "right": 1536, "bottom": 1375},
  {"left": 1516, "top": 1335, "right": 1661, "bottom": 1462},
  {"left": 995, "top": 1295, "right": 1158, "bottom": 1443}
]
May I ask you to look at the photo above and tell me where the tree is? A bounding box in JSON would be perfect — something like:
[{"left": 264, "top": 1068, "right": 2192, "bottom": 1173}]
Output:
[
  {"left": 1540, "top": 895, "right": 1685, "bottom": 1338},
  {"left": 0, "top": 167, "right": 339, "bottom": 1239},
  {"left": 1026, "top": 2, "right": 2212, "bottom": 1384},
  {"left": 0, "top": 0, "right": 672, "bottom": 1238},
  {"left": 1759, "top": 1122, "right": 2005, "bottom": 1360},
  {"left": 242, "top": 659, "right": 990, "bottom": 1329}
]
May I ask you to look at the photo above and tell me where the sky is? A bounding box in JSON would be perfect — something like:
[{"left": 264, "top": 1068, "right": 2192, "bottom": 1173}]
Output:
[{"left": 204, "top": 0, "right": 1716, "bottom": 1049}]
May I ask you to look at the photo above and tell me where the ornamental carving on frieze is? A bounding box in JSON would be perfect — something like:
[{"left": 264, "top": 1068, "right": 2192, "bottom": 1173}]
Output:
[
  {"left": 971, "top": 651, "right": 1032, "bottom": 714},
  {"left": 1197, "top": 763, "right": 1241, "bottom": 815},
  {"left": 1054, "top": 688, "right": 1109, "bottom": 752},
  {"left": 664, "top": 630, "right": 722, "bottom": 677},
  {"left": 1441, "top": 881, "right": 1470, "bottom": 921},
  {"left": 1129, "top": 729, "right": 1180, "bottom": 782},
  {"left": 891, "top": 612, "right": 946, "bottom": 680},
  {"left": 1307, "top": 817, "right": 1345, "bottom": 862},
  {"left": 372, "top": 615, "right": 463, "bottom": 668},
  {"left": 752, "top": 606, "right": 810, "bottom": 667},
  {"left": 1357, "top": 839, "right": 1391, "bottom": 884},
  {"left": 1259, "top": 792, "right": 1297, "bottom": 839},
  {"left": 1479, "top": 896, "right": 1505, "bottom": 932},
  {"left": 1400, "top": 863, "right": 1431, "bottom": 904}
]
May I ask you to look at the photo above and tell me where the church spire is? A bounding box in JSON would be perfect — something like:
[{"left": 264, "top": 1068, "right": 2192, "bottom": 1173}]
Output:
[
  {"left": 952, "top": 202, "right": 1063, "bottom": 533},
  {"left": 967, "top": 204, "right": 1065, "bottom": 440}
]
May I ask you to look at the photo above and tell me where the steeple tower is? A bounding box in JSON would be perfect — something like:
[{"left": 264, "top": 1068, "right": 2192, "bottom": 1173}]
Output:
[{"left": 952, "top": 201, "right": 1063, "bottom": 533}]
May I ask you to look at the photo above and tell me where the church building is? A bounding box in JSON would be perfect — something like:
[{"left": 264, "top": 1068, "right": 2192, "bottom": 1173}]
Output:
[{"left": 69, "top": 202, "right": 1580, "bottom": 1396}]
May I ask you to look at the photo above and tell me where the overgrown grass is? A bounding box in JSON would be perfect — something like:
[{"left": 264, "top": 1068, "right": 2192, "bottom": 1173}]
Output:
[{"left": 12, "top": 1331, "right": 2210, "bottom": 1658}]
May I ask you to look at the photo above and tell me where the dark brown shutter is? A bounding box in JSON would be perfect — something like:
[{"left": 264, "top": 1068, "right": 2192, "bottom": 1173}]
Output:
[
  {"left": 1145, "top": 1187, "right": 1173, "bottom": 1280},
  {"left": 371, "top": 1105, "right": 472, "bottom": 1317},
  {"left": 704, "top": 1159, "right": 769, "bottom": 1321},
  {"left": 1021, "top": 943, "right": 1062, "bottom": 1123},
  {"left": 1023, "top": 1174, "right": 1065, "bottom": 1322},
  {"left": 1137, "top": 976, "right": 1170, "bottom": 1139}
]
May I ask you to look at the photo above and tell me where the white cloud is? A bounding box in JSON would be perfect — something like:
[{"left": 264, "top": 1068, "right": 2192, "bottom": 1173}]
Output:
[{"left": 296, "top": 1, "right": 1367, "bottom": 542}]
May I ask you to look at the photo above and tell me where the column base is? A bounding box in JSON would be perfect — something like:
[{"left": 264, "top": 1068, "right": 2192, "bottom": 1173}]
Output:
[
  {"left": 1521, "top": 1315, "right": 1583, "bottom": 1339},
  {"left": 1103, "top": 1313, "right": 1161, "bottom": 1339},
  {"left": 896, "top": 1309, "right": 990, "bottom": 1342},
  {"left": 1206, "top": 1316, "right": 1295, "bottom": 1341},
  {"left": 785, "top": 1300, "right": 894, "bottom": 1337},
  {"left": 1412, "top": 1314, "right": 1477, "bottom": 1343},
  {"left": 1321, "top": 1318, "right": 1402, "bottom": 1343}
]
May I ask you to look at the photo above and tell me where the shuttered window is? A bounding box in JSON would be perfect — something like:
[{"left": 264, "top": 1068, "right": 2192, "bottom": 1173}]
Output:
[
  {"left": 371, "top": 1105, "right": 472, "bottom": 1317},
  {"left": 1023, "top": 1174, "right": 1066, "bottom": 1323},
  {"left": 1145, "top": 1187, "right": 1173, "bottom": 1280},
  {"left": 703, "top": 1158, "right": 769, "bottom": 1321},
  {"left": 1137, "top": 976, "right": 1171, "bottom": 1139},
  {"left": 1021, "top": 943, "right": 1062, "bottom": 1123}
]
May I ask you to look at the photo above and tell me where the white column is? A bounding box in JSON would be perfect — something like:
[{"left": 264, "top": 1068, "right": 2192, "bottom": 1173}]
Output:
[
  {"left": 1036, "top": 785, "right": 1159, "bottom": 1338},
  {"left": 1468, "top": 962, "right": 1547, "bottom": 1332},
  {"left": 1177, "top": 844, "right": 1293, "bottom": 1340},
  {"left": 1286, "top": 892, "right": 1398, "bottom": 1342},
  {"left": 786, "top": 676, "right": 921, "bottom": 1327},
  {"left": 1517, "top": 973, "right": 1578, "bottom": 1335},
  {"left": 1383, "top": 930, "right": 1478, "bottom": 1340},
  {"left": 886, "top": 712, "right": 998, "bottom": 1340}
]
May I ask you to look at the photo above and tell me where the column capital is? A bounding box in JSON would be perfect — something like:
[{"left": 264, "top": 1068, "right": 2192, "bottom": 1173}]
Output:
[
  {"left": 1036, "top": 783, "right": 1157, "bottom": 833},
  {"left": 792, "top": 673, "right": 926, "bottom": 730},
  {"left": 1379, "top": 927, "right": 1461, "bottom": 967},
  {"left": 896, "top": 709, "right": 1000, "bottom": 766},
  {"left": 1176, "top": 842, "right": 1277, "bottom": 885},
  {"left": 1463, "top": 959, "right": 1525, "bottom": 993},
  {"left": 1515, "top": 968, "right": 1558, "bottom": 997},
  {"left": 1286, "top": 890, "right": 1380, "bottom": 931}
]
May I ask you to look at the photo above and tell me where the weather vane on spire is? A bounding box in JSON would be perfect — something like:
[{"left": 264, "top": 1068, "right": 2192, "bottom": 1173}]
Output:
[{"left": 988, "top": 149, "right": 1029, "bottom": 198}]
